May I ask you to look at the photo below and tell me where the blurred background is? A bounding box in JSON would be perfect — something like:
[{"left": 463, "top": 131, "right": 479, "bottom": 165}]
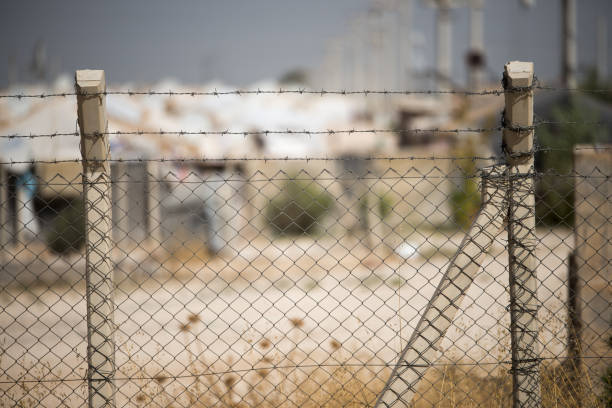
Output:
[
  {"left": 1, "top": 2, "right": 612, "bottom": 407},
  {"left": 1, "top": 0, "right": 611, "bottom": 232},
  {"left": 1, "top": 0, "right": 612, "bottom": 89}
]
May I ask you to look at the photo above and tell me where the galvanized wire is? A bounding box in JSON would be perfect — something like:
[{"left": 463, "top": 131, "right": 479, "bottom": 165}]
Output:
[
  {"left": 1, "top": 83, "right": 611, "bottom": 99},
  {"left": 1, "top": 67, "right": 611, "bottom": 407},
  {"left": 1, "top": 151, "right": 610, "bottom": 407}
]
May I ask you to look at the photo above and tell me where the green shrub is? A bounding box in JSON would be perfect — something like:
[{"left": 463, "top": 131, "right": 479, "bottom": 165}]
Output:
[
  {"left": 46, "top": 199, "right": 85, "bottom": 254},
  {"left": 450, "top": 144, "right": 481, "bottom": 230},
  {"left": 450, "top": 177, "right": 480, "bottom": 230},
  {"left": 535, "top": 100, "right": 605, "bottom": 226},
  {"left": 266, "top": 178, "right": 333, "bottom": 235},
  {"left": 377, "top": 194, "right": 393, "bottom": 220}
]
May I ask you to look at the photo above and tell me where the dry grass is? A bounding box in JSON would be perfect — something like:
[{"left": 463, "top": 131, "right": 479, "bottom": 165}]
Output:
[
  {"left": 111, "top": 356, "right": 606, "bottom": 408},
  {"left": 2, "top": 313, "right": 606, "bottom": 407},
  {"left": 2, "top": 352, "right": 605, "bottom": 407}
]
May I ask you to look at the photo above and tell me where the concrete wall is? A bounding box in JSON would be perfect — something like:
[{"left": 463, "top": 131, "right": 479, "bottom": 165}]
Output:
[{"left": 573, "top": 145, "right": 612, "bottom": 392}]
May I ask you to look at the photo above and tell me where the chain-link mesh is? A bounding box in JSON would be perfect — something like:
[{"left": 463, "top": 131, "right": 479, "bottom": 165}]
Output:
[
  {"left": 1, "top": 150, "right": 610, "bottom": 407},
  {"left": 506, "top": 164, "right": 541, "bottom": 408}
]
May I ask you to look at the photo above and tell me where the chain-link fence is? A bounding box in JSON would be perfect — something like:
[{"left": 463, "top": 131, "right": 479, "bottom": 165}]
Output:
[{"left": 1, "top": 64, "right": 611, "bottom": 408}]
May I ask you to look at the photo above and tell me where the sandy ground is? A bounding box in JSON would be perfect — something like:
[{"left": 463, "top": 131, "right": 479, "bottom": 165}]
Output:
[{"left": 0, "top": 228, "right": 573, "bottom": 406}]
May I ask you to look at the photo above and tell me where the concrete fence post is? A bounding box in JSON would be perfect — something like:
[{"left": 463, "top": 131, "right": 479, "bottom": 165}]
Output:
[
  {"left": 503, "top": 61, "right": 542, "bottom": 408},
  {"left": 76, "top": 69, "right": 116, "bottom": 408}
]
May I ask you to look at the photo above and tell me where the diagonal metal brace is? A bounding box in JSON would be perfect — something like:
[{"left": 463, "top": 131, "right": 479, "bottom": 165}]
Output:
[{"left": 375, "top": 164, "right": 508, "bottom": 407}]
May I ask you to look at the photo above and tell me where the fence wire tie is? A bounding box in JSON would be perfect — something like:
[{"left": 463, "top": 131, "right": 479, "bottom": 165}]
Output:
[{"left": 505, "top": 304, "right": 540, "bottom": 313}]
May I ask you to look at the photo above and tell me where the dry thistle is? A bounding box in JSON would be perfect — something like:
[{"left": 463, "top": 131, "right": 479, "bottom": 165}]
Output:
[
  {"left": 187, "top": 312, "right": 201, "bottom": 325},
  {"left": 260, "top": 338, "right": 271, "bottom": 349},
  {"left": 135, "top": 393, "right": 146, "bottom": 404},
  {"left": 257, "top": 369, "right": 269, "bottom": 378},
  {"left": 330, "top": 339, "right": 341, "bottom": 351},
  {"left": 289, "top": 317, "right": 304, "bottom": 329},
  {"left": 179, "top": 322, "right": 191, "bottom": 333},
  {"left": 224, "top": 375, "right": 236, "bottom": 390},
  {"left": 154, "top": 373, "right": 169, "bottom": 384}
]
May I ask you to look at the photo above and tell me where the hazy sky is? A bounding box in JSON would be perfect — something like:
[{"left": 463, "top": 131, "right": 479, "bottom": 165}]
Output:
[{"left": 1, "top": 0, "right": 611, "bottom": 88}]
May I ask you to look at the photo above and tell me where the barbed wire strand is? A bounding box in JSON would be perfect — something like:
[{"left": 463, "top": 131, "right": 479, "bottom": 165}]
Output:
[
  {"left": 0, "top": 88, "right": 507, "bottom": 99},
  {"left": 0, "top": 121, "right": 608, "bottom": 139},
  {"left": 2, "top": 83, "right": 612, "bottom": 99},
  {"left": 1, "top": 147, "right": 610, "bottom": 166}
]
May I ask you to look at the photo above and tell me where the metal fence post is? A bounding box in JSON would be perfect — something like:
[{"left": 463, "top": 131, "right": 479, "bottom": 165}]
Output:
[
  {"left": 76, "top": 69, "right": 116, "bottom": 408},
  {"left": 566, "top": 250, "right": 583, "bottom": 404},
  {"left": 503, "top": 61, "right": 542, "bottom": 408}
]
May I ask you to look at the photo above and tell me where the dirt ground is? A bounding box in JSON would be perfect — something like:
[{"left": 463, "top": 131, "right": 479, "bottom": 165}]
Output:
[{"left": 0, "top": 226, "right": 575, "bottom": 406}]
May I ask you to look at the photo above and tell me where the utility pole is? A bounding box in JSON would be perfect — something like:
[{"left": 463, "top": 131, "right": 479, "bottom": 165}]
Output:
[
  {"left": 7, "top": 54, "right": 18, "bottom": 88},
  {"left": 597, "top": 16, "right": 607, "bottom": 82},
  {"left": 436, "top": 0, "right": 452, "bottom": 90},
  {"left": 467, "top": 0, "right": 485, "bottom": 89},
  {"left": 350, "top": 17, "right": 367, "bottom": 89},
  {"left": 562, "top": 0, "right": 577, "bottom": 88},
  {"left": 397, "top": 0, "right": 412, "bottom": 89},
  {"left": 367, "top": 3, "right": 384, "bottom": 91}
]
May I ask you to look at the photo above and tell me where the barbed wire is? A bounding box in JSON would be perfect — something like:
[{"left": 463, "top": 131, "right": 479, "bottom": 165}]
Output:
[
  {"left": 0, "top": 156, "right": 502, "bottom": 165},
  {"left": 0, "top": 88, "right": 506, "bottom": 99},
  {"left": 1, "top": 120, "right": 608, "bottom": 139},
  {"left": 12, "top": 171, "right": 609, "bottom": 187},
  {"left": 0, "top": 147, "right": 609, "bottom": 166},
  {"left": 2, "top": 84, "right": 612, "bottom": 100},
  {"left": 0, "top": 127, "right": 502, "bottom": 139},
  {"left": 534, "top": 85, "right": 612, "bottom": 93}
]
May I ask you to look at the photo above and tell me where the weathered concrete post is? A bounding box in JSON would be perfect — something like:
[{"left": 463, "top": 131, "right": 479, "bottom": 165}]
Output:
[
  {"left": 76, "top": 69, "right": 116, "bottom": 408},
  {"left": 503, "top": 61, "right": 542, "bottom": 408}
]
